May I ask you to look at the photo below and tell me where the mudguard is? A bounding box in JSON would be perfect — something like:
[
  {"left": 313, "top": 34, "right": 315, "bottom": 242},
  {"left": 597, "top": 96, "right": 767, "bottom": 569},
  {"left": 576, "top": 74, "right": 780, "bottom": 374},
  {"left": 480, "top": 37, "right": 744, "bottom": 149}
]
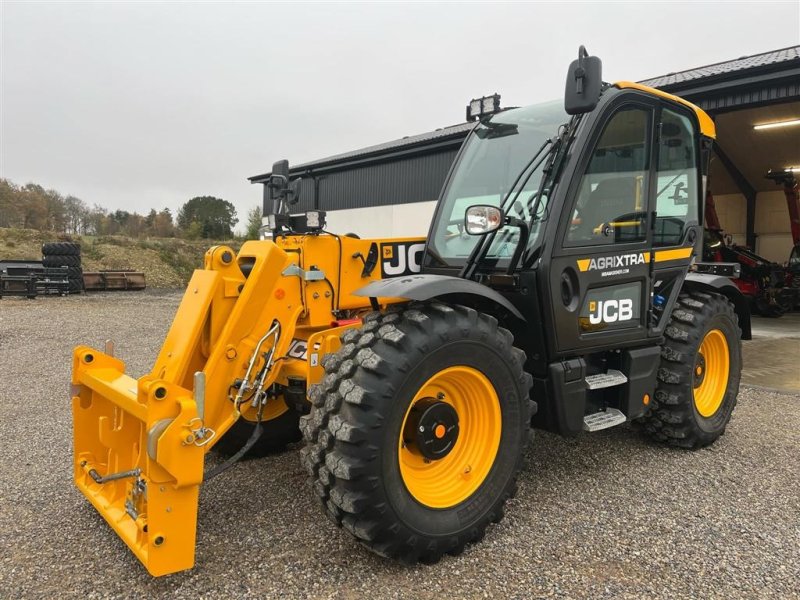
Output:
[
  {"left": 354, "top": 274, "right": 525, "bottom": 321},
  {"left": 684, "top": 272, "right": 752, "bottom": 340}
]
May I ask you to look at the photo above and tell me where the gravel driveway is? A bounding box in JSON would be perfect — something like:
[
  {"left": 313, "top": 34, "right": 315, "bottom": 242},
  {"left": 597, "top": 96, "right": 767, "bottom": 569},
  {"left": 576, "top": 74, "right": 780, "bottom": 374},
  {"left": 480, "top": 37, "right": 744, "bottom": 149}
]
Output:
[{"left": 0, "top": 291, "right": 798, "bottom": 599}]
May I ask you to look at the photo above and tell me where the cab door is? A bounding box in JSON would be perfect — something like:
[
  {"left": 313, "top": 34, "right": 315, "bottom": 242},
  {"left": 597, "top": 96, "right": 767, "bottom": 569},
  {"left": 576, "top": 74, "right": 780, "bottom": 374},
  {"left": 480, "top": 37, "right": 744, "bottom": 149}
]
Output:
[
  {"left": 648, "top": 106, "right": 705, "bottom": 337},
  {"left": 546, "top": 101, "right": 656, "bottom": 355}
]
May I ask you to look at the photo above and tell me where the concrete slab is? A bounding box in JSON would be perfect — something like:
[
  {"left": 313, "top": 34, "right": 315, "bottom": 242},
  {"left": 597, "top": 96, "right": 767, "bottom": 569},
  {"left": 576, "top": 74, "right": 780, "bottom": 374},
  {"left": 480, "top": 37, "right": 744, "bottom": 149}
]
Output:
[{"left": 742, "top": 312, "right": 800, "bottom": 392}]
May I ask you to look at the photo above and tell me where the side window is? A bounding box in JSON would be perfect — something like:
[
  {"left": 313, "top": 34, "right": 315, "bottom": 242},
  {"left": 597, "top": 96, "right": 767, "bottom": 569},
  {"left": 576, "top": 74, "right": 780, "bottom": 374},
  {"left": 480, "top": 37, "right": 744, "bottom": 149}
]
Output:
[
  {"left": 654, "top": 108, "right": 698, "bottom": 247},
  {"left": 566, "top": 107, "right": 650, "bottom": 247}
]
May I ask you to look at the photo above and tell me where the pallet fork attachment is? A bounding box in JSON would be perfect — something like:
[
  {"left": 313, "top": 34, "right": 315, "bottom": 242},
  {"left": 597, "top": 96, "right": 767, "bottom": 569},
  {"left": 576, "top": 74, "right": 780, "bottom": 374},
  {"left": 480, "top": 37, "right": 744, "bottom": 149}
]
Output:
[{"left": 71, "top": 242, "right": 297, "bottom": 575}]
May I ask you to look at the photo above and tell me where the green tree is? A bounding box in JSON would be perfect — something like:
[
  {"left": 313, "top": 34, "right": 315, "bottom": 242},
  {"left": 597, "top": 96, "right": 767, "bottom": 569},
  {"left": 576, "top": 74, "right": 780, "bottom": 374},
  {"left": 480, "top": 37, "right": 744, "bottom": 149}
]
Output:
[
  {"left": 64, "top": 195, "right": 89, "bottom": 234},
  {"left": 0, "top": 179, "right": 21, "bottom": 227},
  {"left": 152, "top": 208, "right": 175, "bottom": 237},
  {"left": 245, "top": 205, "right": 263, "bottom": 239},
  {"left": 177, "top": 196, "right": 238, "bottom": 239}
]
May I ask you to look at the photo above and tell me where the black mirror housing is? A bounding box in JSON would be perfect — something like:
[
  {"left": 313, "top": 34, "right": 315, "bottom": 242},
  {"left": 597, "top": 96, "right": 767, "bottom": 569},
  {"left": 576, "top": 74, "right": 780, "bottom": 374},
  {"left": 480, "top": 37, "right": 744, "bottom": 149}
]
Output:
[
  {"left": 272, "top": 159, "right": 289, "bottom": 180},
  {"left": 564, "top": 46, "right": 603, "bottom": 115}
]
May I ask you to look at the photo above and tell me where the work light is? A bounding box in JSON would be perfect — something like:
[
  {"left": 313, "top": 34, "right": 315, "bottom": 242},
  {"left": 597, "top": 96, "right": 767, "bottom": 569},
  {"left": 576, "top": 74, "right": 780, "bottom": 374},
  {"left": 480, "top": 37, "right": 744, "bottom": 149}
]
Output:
[
  {"left": 466, "top": 94, "right": 502, "bottom": 121},
  {"left": 306, "top": 211, "right": 324, "bottom": 229}
]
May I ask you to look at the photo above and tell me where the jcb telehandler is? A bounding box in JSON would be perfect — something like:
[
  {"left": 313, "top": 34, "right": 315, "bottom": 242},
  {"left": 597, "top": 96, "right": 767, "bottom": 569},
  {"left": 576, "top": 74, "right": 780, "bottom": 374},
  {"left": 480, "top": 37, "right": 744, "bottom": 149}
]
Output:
[{"left": 71, "top": 48, "right": 748, "bottom": 576}]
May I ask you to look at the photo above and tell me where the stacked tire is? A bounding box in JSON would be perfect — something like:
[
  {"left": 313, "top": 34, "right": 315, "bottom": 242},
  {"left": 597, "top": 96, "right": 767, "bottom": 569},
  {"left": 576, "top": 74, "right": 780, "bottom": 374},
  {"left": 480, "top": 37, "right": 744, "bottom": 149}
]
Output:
[{"left": 42, "top": 242, "right": 83, "bottom": 294}]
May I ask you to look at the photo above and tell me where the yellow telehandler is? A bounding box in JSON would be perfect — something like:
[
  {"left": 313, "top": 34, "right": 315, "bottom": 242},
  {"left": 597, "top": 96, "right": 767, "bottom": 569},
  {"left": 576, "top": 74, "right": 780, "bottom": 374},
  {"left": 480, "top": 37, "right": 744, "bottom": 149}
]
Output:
[{"left": 71, "top": 48, "right": 749, "bottom": 575}]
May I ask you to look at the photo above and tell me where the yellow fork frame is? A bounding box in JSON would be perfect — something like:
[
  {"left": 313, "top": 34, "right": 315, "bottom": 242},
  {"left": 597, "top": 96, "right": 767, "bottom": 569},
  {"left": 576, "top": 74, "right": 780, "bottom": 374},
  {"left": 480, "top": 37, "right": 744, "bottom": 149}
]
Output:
[
  {"left": 71, "top": 235, "right": 423, "bottom": 576},
  {"left": 71, "top": 241, "right": 302, "bottom": 576}
]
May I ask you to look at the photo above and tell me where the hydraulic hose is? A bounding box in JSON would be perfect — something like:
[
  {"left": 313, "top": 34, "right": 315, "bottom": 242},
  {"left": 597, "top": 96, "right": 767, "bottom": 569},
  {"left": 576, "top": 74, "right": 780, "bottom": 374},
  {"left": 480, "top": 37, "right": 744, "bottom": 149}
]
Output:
[{"left": 203, "top": 419, "right": 263, "bottom": 482}]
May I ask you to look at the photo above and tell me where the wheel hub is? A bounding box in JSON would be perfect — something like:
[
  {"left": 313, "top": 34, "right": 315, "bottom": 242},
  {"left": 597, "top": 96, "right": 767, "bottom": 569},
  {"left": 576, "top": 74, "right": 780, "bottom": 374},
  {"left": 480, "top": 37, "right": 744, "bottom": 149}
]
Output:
[
  {"left": 693, "top": 353, "right": 707, "bottom": 387},
  {"left": 405, "top": 398, "right": 459, "bottom": 460}
]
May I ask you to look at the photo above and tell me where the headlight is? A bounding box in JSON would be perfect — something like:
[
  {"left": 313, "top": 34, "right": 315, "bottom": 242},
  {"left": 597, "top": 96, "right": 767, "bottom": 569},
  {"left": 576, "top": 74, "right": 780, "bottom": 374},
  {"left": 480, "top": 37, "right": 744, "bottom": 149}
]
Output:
[{"left": 465, "top": 205, "right": 504, "bottom": 235}]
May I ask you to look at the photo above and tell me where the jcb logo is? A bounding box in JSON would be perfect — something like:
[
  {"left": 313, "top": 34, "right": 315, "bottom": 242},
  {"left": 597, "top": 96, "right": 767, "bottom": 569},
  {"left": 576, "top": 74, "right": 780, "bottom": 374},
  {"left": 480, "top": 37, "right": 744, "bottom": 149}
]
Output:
[
  {"left": 589, "top": 299, "right": 634, "bottom": 324},
  {"left": 287, "top": 339, "right": 308, "bottom": 360},
  {"left": 381, "top": 242, "right": 425, "bottom": 277}
]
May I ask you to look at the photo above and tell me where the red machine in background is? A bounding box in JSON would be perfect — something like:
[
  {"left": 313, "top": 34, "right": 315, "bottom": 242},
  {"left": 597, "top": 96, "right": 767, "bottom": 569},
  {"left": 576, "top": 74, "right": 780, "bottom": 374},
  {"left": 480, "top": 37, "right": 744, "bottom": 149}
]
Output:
[
  {"left": 766, "top": 170, "right": 800, "bottom": 307},
  {"left": 703, "top": 183, "right": 797, "bottom": 317}
]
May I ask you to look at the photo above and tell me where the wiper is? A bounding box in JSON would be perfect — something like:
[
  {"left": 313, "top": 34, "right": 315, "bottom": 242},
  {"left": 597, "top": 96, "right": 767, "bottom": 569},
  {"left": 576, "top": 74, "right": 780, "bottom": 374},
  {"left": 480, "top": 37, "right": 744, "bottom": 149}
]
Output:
[{"left": 459, "top": 136, "right": 555, "bottom": 280}]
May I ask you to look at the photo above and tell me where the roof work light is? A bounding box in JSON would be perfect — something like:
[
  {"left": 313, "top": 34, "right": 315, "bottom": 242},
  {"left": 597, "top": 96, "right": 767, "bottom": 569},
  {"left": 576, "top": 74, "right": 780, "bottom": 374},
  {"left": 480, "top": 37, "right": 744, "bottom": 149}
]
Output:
[{"left": 466, "top": 94, "right": 502, "bottom": 121}]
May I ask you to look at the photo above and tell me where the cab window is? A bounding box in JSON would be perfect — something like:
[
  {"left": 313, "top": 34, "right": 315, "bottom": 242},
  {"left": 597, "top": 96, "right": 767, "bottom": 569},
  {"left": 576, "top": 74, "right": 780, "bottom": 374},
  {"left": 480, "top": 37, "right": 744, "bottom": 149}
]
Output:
[
  {"left": 654, "top": 108, "right": 699, "bottom": 247},
  {"left": 566, "top": 107, "right": 650, "bottom": 247}
]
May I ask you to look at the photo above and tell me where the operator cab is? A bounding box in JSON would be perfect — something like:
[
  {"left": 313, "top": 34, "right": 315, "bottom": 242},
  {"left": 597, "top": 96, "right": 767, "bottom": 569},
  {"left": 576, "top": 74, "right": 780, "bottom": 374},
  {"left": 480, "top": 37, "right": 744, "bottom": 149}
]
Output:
[{"left": 419, "top": 47, "right": 738, "bottom": 436}]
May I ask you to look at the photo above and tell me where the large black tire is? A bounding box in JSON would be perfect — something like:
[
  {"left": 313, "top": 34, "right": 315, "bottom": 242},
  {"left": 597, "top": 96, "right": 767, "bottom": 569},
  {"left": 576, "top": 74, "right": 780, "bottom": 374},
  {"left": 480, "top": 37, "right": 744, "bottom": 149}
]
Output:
[
  {"left": 212, "top": 402, "right": 302, "bottom": 458},
  {"left": 754, "top": 295, "right": 785, "bottom": 318},
  {"left": 68, "top": 277, "right": 84, "bottom": 294},
  {"left": 66, "top": 266, "right": 83, "bottom": 280},
  {"left": 42, "top": 242, "right": 80, "bottom": 256},
  {"left": 640, "top": 291, "right": 742, "bottom": 448},
  {"left": 42, "top": 254, "right": 81, "bottom": 268},
  {"left": 300, "top": 302, "right": 534, "bottom": 563}
]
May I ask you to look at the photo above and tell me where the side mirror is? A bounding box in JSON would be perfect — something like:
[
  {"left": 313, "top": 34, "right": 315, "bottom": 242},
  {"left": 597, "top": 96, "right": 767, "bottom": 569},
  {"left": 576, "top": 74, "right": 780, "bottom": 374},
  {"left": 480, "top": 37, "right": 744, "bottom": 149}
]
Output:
[
  {"left": 272, "top": 159, "right": 289, "bottom": 180},
  {"left": 564, "top": 46, "right": 603, "bottom": 115},
  {"left": 268, "top": 159, "right": 290, "bottom": 200},
  {"left": 465, "top": 205, "right": 504, "bottom": 235}
]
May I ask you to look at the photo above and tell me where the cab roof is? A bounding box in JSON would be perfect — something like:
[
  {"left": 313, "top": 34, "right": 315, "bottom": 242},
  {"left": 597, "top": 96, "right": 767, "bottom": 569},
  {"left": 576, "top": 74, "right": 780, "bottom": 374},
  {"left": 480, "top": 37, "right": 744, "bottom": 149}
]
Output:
[{"left": 614, "top": 81, "right": 716, "bottom": 139}]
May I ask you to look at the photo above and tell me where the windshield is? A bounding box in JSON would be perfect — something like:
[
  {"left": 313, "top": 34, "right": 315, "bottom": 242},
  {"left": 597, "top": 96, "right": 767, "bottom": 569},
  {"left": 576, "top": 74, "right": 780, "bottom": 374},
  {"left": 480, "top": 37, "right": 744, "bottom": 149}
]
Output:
[{"left": 427, "top": 100, "right": 568, "bottom": 267}]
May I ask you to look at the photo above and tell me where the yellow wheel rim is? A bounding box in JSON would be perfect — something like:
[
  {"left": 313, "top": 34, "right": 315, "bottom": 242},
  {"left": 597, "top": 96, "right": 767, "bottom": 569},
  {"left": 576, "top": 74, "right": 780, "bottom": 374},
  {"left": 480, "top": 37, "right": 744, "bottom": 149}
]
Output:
[
  {"left": 398, "top": 366, "right": 502, "bottom": 509},
  {"left": 693, "top": 329, "right": 730, "bottom": 418}
]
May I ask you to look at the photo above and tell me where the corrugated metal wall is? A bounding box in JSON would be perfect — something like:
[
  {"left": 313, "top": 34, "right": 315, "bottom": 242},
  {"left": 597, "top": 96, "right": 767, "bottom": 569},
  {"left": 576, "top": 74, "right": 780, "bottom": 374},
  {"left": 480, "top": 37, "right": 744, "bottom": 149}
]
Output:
[{"left": 290, "top": 149, "right": 460, "bottom": 212}]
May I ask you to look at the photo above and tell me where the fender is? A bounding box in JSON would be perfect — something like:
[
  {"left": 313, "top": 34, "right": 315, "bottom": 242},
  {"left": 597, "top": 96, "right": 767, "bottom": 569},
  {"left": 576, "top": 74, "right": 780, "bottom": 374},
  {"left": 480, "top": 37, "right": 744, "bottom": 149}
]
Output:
[
  {"left": 683, "top": 273, "right": 751, "bottom": 340},
  {"left": 354, "top": 274, "right": 525, "bottom": 321}
]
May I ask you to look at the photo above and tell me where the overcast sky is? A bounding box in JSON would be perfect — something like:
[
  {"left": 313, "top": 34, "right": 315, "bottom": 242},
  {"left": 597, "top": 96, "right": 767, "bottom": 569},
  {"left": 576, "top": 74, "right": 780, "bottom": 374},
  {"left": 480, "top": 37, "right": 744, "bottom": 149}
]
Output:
[{"left": 2, "top": 1, "right": 799, "bottom": 230}]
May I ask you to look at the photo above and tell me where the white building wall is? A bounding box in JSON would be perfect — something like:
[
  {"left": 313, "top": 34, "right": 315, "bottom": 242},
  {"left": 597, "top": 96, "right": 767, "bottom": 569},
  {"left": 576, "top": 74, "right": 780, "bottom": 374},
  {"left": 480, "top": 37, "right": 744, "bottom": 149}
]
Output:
[
  {"left": 713, "top": 193, "right": 747, "bottom": 246},
  {"left": 324, "top": 201, "right": 437, "bottom": 239},
  {"left": 755, "top": 189, "right": 794, "bottom": 263}
]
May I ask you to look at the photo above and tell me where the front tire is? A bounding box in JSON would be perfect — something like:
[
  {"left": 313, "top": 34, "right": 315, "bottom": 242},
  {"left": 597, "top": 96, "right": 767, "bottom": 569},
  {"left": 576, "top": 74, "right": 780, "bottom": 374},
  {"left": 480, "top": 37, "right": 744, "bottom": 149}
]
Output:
[
  {"left": 641, "top": 291, "right": 742, "bottom": 448},
  {"left": 300, "top": 302, "right": 534, "bottom": 563}
]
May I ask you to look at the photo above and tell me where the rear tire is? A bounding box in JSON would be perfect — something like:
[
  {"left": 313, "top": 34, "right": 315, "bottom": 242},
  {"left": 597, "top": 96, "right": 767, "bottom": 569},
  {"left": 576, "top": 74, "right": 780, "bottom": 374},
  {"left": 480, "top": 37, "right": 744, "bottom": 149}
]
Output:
[
  {"left": 212, "top": 402, "right": 301, "bottom": 458},
  {"left": 300, "top": 302, "right": 534, "bottom": 563},
  {"left": 640, "top": 291, "right": 741, "bottom": 448}
]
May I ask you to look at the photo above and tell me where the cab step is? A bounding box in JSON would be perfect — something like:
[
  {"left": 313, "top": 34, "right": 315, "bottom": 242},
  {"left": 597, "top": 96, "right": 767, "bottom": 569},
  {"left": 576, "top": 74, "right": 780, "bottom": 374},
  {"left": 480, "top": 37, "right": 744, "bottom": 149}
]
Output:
[
  {"left": 584, "top": 369, "right": 628, "bottom": 390},
  {"left": 583, "top": 408, "right": 627, "bottom": 432}
]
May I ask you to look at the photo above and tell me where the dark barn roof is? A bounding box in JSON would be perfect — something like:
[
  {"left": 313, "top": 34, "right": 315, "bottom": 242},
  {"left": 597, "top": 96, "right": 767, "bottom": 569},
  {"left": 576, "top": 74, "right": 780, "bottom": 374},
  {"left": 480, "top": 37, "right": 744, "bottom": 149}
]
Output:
[
  {"left": 640, "top": 46, "right": 799, "bottom": 89},
  {"left": 639, "top": 45, "right": 800, "bottom": 112},
  {"left": 249, "top": 121, "right": 474, "bottom": 184},
  {"left": 250, "top": 46, "right": 800, "bottom": 212}
]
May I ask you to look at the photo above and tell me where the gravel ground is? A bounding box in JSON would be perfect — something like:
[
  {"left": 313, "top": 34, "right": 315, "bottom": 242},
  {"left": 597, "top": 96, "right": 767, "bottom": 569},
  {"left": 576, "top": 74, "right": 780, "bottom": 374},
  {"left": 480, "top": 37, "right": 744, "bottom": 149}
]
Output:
[{"left": 0, "top": 291, "right": 798, "bottom": 599}]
